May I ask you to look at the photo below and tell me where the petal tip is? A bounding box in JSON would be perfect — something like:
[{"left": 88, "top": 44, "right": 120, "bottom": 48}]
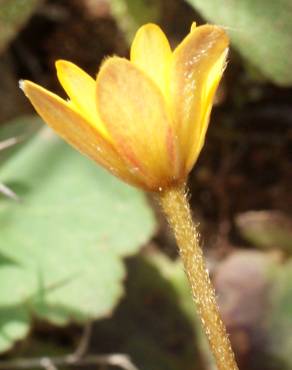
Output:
[
  {"left": 55, "top": 59, "right": 68, "bottom": 68},
  {"left": 19, "top": 79, "right": 35, "bottom": 97},
  {"left": 190, "top": 22, "right": 197, "bottom": 32},
  {"left": 18, "top": 79, "right": 25, "bottom": 91},
  {"left": 210, "top": 24, "right": 230, "bottom": 43},
  {"left": 197, "top": 24, "right": 230, "bottom": 51},
  {"left": 55, "top": 59, "right": 71, "bottom": 76},
  {"left": 133, "top": 23, "right": 165, "bottom": 44},
  {"left": 138, "top": 22, "right": 161, "bottom": 31},
  {"left": 55, "top": 60, "right": 80, "bottom": 79},
  {"left": 98, "top": 56, "right": 125, "bottom": 75}
]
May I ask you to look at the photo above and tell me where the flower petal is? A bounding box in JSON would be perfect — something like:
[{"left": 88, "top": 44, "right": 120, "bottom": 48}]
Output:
[
  {"left": 96, "top": 57, "right": 180, "bottom": 190},
  {"left": 21, "top": 80, "right": 143, "bottom": 187},
  {"left": 190, "top": 22, "right": 197, "bottom": 32},
  {"left": 194, "top": 50, "right": 228, "bottom": 162},
  {"left": 130, "top": 23, "right": 172, "bottom": 98},
  {"left": 55, "top": 60, "right": 109, "bottom": 139},
  {"left": 170, "top": 25, "right": 229, "bottom": 171}
]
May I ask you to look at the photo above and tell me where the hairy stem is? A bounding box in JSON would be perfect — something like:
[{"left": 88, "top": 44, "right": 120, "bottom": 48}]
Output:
[{"left": 159, "top": 184, "right": 238, "bottom": 370}]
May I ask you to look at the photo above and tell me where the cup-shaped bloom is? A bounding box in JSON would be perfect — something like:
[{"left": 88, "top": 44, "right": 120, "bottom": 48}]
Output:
[{"left": 21, "top": 23, "right": 228, "bottom": 192}]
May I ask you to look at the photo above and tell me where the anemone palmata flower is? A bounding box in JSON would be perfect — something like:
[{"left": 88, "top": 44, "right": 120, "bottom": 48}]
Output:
[{"left": 21, "top": 23, "right": 228, "bottom": 192}]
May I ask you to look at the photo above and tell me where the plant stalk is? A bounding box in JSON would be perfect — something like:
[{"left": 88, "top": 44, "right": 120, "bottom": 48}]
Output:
[{"left": 159, "top": 183, "right": 238, "bottom": 370}]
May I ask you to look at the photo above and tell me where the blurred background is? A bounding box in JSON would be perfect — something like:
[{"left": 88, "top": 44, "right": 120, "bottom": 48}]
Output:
[{"left": 0, "top": 0, "right": 292, "bottom": 369}]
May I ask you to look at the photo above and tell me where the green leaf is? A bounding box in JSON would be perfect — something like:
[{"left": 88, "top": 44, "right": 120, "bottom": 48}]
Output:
[
  {"left": 94, "top": 253, "right": 204, "bottom": 370},
  {"left": 149, "top": 252, "right": 215, "bottom": 368},
  {"left": 0, "top": 115, "right": 42, "bottom": 144},
  {"left": 0, "top": 126, "right": 155, "bottom": 352},
  {"left": 110, "top": 0, "right": 161, "bottom": 41},
  {"left": 0, "top": 115, "right": 42, "bottom": 162},
  {"left": 186, "top": 0, "right": 292, "bottom": 86},
  {"left": 0, "top": 305, "right": 30, "bottom": 353},
  {"left": 235, "top": 211, "right": 292, "bottom": 254},
  {"left": 267, "top": 262, "right": 292, "bottom": 369},
  {"left": 0, "top": 0, "right": 40, "bottom": 53}
]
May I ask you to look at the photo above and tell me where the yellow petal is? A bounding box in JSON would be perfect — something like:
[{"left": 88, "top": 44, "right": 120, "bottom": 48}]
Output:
[
  {"left": 190, "top": 22, "right": 197, "bottom": 32},
  {"left": 195, "top": 49, "right": 228, "bottom": 159},
  {"left": 55, "top": 60, "right": 109, "bottom": 139},
  {"left": 130, "top": 23, "right": 172, "bottom": 98},
  {"left": 20, "top": 80, "right": 143, "bottom": 187},
  {"left": 170, "top": 25, "right": 229, "bottom": 172},
  {"left": 96, "top": 57, "right": 180, "bottom": 190}
]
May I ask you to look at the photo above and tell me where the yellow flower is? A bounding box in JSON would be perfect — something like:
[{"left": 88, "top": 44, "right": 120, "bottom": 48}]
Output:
[{"left": 20, "top": 23, "right": 228, "bottom": 192}]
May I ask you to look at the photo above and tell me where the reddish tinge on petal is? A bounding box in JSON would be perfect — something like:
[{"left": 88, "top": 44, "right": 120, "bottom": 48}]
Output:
[
  {"left": 20, "top": 80, "right": 146, "bottom": 188},
  {"left": 96, "top": 57, "right": 181, "bottom": 191},
  {"left": 20, "top": 23, "right": 229, "bottom": 192}
]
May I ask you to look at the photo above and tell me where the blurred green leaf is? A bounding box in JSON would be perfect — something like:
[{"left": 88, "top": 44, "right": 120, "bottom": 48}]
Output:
[
  {"left": 0, "top": 0, "right": 40, "bottom": 53},
  {"left": 148, "top": 252, "right": 215, "bottom": 369},
  {"left": 0, "top": 126, "right": 155, "bottom": 352},
  {"left": 0, "top": 115, "right": 42, "bottom": 162},
  {"left": 110, "top": 0, "right": 161, "bottom": 41},
  {"left": 0, "top": 304, "right": 29, "bottom": 353},
  {"left": 149, "top": 252, "right": 196, "bottom": 323},
  {"left": 0, "top": 115, "right": 41, "bottom": 143},
  {"left": 267, "top": 261, "right": 292, "bottom": 369},
  {"left": 186, "top": 0, "right": 292, "bottom": 86},
  {"left": 235, "top": 211, "right": 292, "bottom": 254},
  {"left": 0, "top": 255, "right": 31, "bottom": 352},
  {"left": 94, "top": 253, "right": 203, "bottom": 370}
]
